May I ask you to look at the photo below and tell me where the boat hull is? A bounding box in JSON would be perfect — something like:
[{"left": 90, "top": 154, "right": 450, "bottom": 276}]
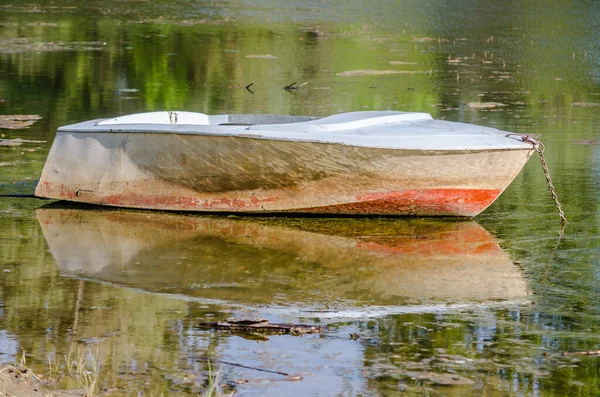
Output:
[{"left": 35, "top": 131, "right": 533, "bottom": 216}]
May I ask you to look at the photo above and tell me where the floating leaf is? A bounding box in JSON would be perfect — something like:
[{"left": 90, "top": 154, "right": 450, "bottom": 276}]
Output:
[
  {"left": 0, "top": 140, "right": 21, "bottom": 146},
  {"left": 336, "top": 70, "right": 427, "bottom": 76},
  {"left": 25, "top": 22, "right": 58, "bottom": 27},
  {"left": 574, "top": 140, "right": 600, "bottom": 145},
  {"left": 467, "top": 102, "right": 506, "bottom": 109},
  {"left": 411, "top": 37, "right": 439, "bottom": 42},
  {"left": 0, "top": 38, "right": 105, "bottom": 53},
  {"left": 571, "top": 102, "right": 600, "bottom": 107},
  {"left": 245, "top": 54, "right": 277, "bottom": 59},
  {"left": 0, "top": 115, "right": 42, "bottom": 130},
  {"left": 0, "top": 138, "right": 46, "bottom": 146}
]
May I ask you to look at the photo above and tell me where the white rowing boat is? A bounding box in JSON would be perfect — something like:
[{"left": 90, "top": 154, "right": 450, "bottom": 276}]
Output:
[{"left": 34, "top": 111, "right": 534, "bottom": 216}]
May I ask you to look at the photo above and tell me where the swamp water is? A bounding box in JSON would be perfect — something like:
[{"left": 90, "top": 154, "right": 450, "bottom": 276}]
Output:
[{"left": 1, "top": 0, "right": 600, "bottom": 395}]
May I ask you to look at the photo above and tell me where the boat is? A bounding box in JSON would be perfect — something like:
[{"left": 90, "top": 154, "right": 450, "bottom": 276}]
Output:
[
  {"left": 34, "top": 111, "right": 535, "bottom": 216},
  {"left": 36, "top": 206, "right": 529, "bottom": 306}
]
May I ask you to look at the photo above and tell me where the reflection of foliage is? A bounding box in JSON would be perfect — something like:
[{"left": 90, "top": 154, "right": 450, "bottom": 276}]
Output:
[
  {"left": 362, "top": 309, "right": 600, "bottom": 396},
  {"left": 0, "top": 11, "right": 445, "bottom": 129}
]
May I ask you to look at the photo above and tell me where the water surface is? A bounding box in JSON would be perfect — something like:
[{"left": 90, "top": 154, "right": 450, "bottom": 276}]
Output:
[{"left": 2, "top": 1, "right": 600, "bottom": 395}]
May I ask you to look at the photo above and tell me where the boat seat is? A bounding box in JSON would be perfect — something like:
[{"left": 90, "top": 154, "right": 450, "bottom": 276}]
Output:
[
  {"left": 222, "top": 114, "right": 318, "bottom": 125},
  {"left": 249, "top": 111, "right": 433, "bottom": 132}
]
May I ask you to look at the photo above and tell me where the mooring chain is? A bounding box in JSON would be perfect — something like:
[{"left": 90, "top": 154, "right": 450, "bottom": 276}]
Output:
[
  {"left": 535, "top": 141, "right": 567, "bottom": 224},
  {"left": 517, "top": 135, "right": 567, "bottom": 224}
]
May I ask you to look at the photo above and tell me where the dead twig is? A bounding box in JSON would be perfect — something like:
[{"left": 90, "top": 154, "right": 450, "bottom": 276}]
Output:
[
  {"left": 284, "top": 82, "right": 307, "bottom": 91},
  {"left": 197, "top": 319, "right": 323, "bottom": 335},
  {"left": 198, "top": 357, "right": 289, "bottom": 376},
  {"left": 233, "top": 375, "right": 303, "bottom": 384}
]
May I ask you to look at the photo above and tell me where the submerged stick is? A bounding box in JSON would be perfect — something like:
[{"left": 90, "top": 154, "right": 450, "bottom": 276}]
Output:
[{"left": 198, "top": 357, "right": 289, "bottom": 376}]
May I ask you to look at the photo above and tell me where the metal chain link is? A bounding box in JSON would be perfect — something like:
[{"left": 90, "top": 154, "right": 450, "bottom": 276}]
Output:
[
  {"left": 519, "top": 137, "right": 568, "bottom": 224},
  {"left": 508, "top": 134, "right": 567, "bottom": 224},
  {"left": 534, "top": 142, "right": 567, "bottom": 224}
]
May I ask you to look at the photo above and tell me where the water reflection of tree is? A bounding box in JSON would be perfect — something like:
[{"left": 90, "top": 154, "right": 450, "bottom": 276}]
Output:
[{"left": 362, "top": 308, "right": 600, "bottom": 396}]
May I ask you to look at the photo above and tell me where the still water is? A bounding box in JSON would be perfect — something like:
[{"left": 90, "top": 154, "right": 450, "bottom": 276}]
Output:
[{"left": 1, "top": 0, "right": 600, "bottom": 395}]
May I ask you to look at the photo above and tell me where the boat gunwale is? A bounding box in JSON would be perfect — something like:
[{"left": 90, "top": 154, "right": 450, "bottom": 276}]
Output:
[{"left": 56, "top": 120, "right": 534, "bottom": 152}]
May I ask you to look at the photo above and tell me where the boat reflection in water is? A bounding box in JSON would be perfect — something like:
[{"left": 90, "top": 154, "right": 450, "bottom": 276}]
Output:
[{"left": 36, "top": 206, "right": 529, "bottom": 311}]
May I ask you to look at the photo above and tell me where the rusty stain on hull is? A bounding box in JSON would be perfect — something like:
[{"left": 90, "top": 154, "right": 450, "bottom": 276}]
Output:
[
  {"left": 37, "top": 181, "right": 500, "bottom": 216},
  {"left": 300, "top": 189, "right": 501, "bottom": 216}
]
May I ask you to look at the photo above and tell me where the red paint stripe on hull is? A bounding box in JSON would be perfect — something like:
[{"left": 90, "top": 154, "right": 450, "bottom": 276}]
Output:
[
  {"left": 298, "top": 189, "right": 501, "bottom": 216},
  {"left": 37, "top": 182, "right": 501, "bottom": 217}
]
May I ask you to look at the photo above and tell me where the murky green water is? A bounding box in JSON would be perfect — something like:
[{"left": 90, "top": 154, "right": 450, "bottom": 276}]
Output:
[{"left": 2, "top": 1, "right": 600, "bottom": 395}]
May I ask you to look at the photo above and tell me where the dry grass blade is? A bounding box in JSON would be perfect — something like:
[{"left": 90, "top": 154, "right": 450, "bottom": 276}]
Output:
[
  {"left": 203, "top": 363, "right": 235, "bottom": 397},
  {"left": 77, "top": 348, "right": 101, "bottom": 396},
  {"left": 56, "top": 346, "right": 102, "bottom": 396}
]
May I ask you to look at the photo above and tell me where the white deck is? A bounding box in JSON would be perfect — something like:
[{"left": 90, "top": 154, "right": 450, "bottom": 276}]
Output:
[{"left": 58, "top": 111, "right": 533, "bottom": 151}]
